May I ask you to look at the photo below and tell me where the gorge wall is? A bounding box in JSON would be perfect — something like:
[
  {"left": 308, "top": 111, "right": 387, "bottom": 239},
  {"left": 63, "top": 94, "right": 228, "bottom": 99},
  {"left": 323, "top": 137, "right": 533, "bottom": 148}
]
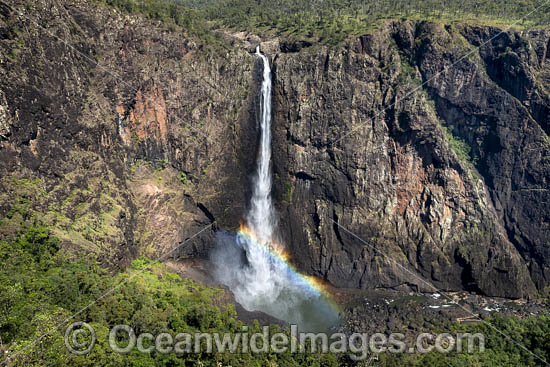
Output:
[
  {"left": 1, "top": 0, "right": 549, "bottom": 298},
  {"left": 272, "top": 23, "right": 550, "bottom": 298}
]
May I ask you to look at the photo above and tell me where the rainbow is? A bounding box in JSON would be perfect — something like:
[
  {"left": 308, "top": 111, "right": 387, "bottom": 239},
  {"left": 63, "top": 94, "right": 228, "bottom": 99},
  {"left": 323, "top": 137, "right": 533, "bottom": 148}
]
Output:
[{"left": 237, "top": 224, "right": 340, "bottom": 313}]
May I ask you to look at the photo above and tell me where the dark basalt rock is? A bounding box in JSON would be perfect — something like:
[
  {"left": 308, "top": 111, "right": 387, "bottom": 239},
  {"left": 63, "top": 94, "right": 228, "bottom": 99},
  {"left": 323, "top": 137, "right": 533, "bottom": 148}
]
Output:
[
  {"left": 279, "top": 39, "right": 313, "bottom": 53},
  {"left": 272, "top": 21, "right": 549, "bottom": 299}
]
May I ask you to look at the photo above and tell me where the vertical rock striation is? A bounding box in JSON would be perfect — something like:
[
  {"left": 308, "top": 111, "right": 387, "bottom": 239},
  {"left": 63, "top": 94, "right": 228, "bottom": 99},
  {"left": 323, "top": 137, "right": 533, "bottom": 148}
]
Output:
[{"left": 271, "top": 22, "right": 549, "bottom": 298}]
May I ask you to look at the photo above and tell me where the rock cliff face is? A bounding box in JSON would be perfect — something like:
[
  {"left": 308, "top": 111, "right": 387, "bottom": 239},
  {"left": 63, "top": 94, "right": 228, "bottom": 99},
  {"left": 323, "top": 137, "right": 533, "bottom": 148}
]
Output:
[
  {"left": 272, "top": 22, "right": 550, "bottom": 298},
  {"left": 0, "top": 0, "right": 549, "bottom": 297},
  {"left": 0, "top": 0, "right": 258, "bottom": 267}
]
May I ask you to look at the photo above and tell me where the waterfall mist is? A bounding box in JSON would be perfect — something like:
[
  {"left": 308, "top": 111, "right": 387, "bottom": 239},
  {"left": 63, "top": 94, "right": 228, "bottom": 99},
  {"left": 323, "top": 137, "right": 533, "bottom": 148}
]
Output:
[{"left": 211, "top": 47, "right": 338, "bottom": 333}]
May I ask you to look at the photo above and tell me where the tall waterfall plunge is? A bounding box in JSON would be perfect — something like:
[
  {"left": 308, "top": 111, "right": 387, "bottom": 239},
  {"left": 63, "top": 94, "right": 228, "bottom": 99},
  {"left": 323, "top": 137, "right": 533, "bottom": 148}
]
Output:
[
  {"left": 211, "top": 47, "right": 338, "bottom": 332},
  {"left": 247, "top": 47, "right": 275, "bottom": 247}
]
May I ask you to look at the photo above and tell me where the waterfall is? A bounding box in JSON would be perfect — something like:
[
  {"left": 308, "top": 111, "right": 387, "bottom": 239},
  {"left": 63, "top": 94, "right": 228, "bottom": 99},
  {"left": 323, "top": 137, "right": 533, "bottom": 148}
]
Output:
[
  {"left": 232, "top": 46, "right": 283, "bottom": 316},
  {"left": 211, "top": 46, "right": 338, "bottom": 333},
  {"left": 247, "top": 46, "right": 275, "bottom": 247}
]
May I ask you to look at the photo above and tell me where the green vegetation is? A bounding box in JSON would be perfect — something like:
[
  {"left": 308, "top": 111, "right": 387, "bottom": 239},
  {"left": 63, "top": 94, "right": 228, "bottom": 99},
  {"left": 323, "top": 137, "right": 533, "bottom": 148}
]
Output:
[
  {"left": 378, "top": 314, "right": 550, "bottom": 366},
  {"left": 93, "top": 0, "right": 227, "bottom": 46},
  {"left": 397, "top": 59, "right": 421, "bottom": 88},
  {"left": 441, "top": 125, "right": 474, "bottom": 166},
  {"left": 130, "top": 130, "right": 140, "bottom": 142},
  {"left": 179, "top": 172, "right": 188, "bottom": 185},
  {"left": 421, "top": 91, "right": 480, "bottom": 176},
  {"left": 0, "top": 225, "right": 345, "bottom": 366},
  {"left": 283, "top": 181, "right": 293, "bottom": 203},
  {"left": 439, "top": 123, "right": 481, "bottom": 181},
  {"left": 5, "top": 19, "right": 25, "bottom": 62},
  {"left": 94, "top": 0, "right": 550, "bottom": 45},
  {"left": 1, "top": 224, "right": 550, "bottom": 365},
  {"left": 201, "top": 163, "right": 211, "bottom": 176},
  {"left": 0, "top": 152, "right": 135, "bottom": 268}
]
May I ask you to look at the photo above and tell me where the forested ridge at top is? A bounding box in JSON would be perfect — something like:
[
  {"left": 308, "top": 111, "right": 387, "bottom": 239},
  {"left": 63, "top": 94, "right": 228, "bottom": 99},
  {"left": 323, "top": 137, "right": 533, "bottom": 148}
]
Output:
[{"left": 96, "top": 0, "right": 550, "bottom": 44}]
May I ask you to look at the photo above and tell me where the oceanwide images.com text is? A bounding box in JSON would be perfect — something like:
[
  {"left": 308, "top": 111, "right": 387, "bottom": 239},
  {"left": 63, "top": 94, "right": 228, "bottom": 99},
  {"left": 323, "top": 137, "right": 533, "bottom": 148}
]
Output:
[{"left": 64, "top": 322, "right": 485, "bottom": 360}]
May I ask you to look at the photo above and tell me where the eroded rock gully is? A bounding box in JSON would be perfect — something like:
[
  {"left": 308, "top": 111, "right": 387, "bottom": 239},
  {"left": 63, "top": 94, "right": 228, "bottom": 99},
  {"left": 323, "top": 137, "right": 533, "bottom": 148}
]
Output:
[{"left": 0, "top": 1, "right": 549, "bottom": 299}]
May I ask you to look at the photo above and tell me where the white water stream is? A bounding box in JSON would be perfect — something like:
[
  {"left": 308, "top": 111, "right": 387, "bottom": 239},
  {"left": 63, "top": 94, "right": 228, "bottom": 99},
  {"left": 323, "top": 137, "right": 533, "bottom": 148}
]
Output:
[{"left": 247, "top": 46, "right": 275, "bottom": 247}]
